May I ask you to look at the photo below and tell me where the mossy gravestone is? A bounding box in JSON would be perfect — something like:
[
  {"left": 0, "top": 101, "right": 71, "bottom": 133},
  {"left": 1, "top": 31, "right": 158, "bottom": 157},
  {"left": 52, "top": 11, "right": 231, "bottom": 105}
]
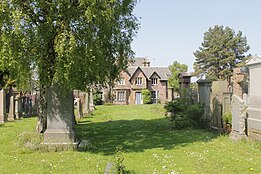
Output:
[{"left": 44, "top": 84, "right": 76, "bottom": 146}]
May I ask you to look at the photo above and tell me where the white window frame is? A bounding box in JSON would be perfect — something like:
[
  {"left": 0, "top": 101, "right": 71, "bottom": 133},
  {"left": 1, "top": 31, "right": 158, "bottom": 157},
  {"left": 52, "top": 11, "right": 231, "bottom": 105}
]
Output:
[
  {"left": 151, "top": 78, "right": 158, "bottom": 85},
  {"left": 135, "top": 77, "right": 142, "bottom": 85},
  {"left": 117, "top": 91, "right": 126, "bottom": 101}
]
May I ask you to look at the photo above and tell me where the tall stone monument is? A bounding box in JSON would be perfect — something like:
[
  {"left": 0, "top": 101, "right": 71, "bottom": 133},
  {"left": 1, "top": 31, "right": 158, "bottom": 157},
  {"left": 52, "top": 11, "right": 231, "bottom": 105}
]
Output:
[
  {"left": 0, "top": 90, "right": 6, "bottom": 123},
  {"left": 8, "top": 96, "right": 15, "bottom": 121},
  {"left": 89, "top": 88, "right": 95, "bottom": 112},
  {"left": 246, "top": 55, "right": 261, "bottom": 140},
  {"left": 83, "top": 92, "right": 89, "bottom": 115},
  {"left": 44, "top": 84, "right": 76, "bottom": 146},
  {"left": 197, "top": 79, "right": 212, "bottom": 123}
]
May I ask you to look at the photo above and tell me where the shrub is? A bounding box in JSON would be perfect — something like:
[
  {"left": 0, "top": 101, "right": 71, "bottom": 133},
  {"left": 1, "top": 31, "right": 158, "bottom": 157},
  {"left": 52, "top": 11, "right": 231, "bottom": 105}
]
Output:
[
  {"left": 171, "top": 113, "right": 195, "bottom": 130},
  {"left": 164, "top": 98, "right": 204, "bottom": 129},
  {"left": 141, "top": 89, "right": 151, "bottom": 104},
  {"left": 94, "top": 93, "right": 103, "bottom": 105},
  {"left": 223, "top": 112, "right": 232, "bottom": 124}
]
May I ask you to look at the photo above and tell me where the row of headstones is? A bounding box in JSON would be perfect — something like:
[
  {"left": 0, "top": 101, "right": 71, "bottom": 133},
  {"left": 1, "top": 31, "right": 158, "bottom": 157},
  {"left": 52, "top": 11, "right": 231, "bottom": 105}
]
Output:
[
  {"left": 198, "top": 80, "right": 232, "bottom": 132},
  {"left": 0, "top": 89, "right": 36, "bottom": 124},
  {"left": 198, "top": 56, "right": 261, "bottom": 140},
  {"left": 74, "top": 89, "right": 95, "bottom": 119},
  {"left": 229, "top": 56, "right": 261, "bottom": 141}
]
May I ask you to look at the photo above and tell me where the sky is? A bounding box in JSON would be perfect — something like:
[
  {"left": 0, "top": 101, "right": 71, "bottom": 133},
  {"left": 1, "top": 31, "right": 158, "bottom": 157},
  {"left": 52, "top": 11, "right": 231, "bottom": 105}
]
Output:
[{"left": 131, "top": 0, "right": 261, "bottom": 71}]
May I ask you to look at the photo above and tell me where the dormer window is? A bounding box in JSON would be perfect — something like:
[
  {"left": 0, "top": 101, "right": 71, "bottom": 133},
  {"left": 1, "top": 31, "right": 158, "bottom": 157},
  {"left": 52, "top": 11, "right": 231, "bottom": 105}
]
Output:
[
  {"left": 151, "top": 78, "right": 158, "bottom": 85},
  {"left": 135, "top": 77, "right": 142, "bottom": 85},
  {"left": 118, "top": 78, "right": 125, "bottom": 85}
]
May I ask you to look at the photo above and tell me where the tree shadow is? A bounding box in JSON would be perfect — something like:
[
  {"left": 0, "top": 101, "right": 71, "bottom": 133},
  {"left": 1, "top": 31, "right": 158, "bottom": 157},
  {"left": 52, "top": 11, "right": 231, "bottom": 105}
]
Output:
[
  {"left": 0, "top": 124, "right": 13, "bottom": 128},
  {"left": 75, "top": 117, "right": 218, "bottom": 155}
]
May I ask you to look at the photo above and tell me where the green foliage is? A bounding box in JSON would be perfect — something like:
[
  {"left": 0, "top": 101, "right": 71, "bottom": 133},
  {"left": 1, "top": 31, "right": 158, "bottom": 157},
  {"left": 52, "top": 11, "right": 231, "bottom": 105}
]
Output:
[
  {"left": 94, "top": 93, "right": 103, "bottom": 105},
  {"left": 194, "top": 25, "right": 250, "bottom": 82},
  {"left": 171, "top": 113, "right": 195, "bottom": 130},
  {"left": 168, "top": 61, "right": 188, "bottom": 92},
  {"left": 223, "top": 112, "right": 232, "bottom": 124},
  {"left": 113, "top": 147, "right": 127, "bottom": 174},
  {"left": 0, "top": 0, "right": 139, "bottom": 91},
  {"left": 141, "top": 89, "right": 151, "bottom": 104},
  {"left": 164, "top": 98, "right": 205, "bottom": 129}
]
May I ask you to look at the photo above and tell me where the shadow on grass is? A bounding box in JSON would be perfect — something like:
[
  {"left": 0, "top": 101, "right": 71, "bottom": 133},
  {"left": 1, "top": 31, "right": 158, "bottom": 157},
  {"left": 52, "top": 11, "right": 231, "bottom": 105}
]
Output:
[
  {"left": 0, "top": 123, "right": 13, "bottom": 128},
  {"left": 75, "top": 117, "right": 218, "bottom": 155}
]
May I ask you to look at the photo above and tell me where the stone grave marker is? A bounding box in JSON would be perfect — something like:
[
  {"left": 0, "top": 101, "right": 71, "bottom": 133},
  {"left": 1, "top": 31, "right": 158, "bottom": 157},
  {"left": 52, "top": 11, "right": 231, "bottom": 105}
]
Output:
[
  {"left": 0, "top": 90, "right": 6, "bottom": 123},
  {"left": 43, "top": 84, "right": 76, "bottom": 146},
  {"left": 8, "top": 96, "right": 15, "bottom": 121}
]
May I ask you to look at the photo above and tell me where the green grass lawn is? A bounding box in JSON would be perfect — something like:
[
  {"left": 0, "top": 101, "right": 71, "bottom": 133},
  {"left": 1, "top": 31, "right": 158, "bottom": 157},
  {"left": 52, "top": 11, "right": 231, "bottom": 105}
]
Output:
[{"left": 0, "top": 104, "right": 260, "bottom": 174}]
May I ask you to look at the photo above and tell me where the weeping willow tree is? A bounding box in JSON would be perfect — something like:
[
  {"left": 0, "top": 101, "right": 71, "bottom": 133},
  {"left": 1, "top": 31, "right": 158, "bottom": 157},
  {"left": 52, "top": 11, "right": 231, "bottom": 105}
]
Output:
[{"left": 0, "top": 0, "right": 139, "bottom": 131}]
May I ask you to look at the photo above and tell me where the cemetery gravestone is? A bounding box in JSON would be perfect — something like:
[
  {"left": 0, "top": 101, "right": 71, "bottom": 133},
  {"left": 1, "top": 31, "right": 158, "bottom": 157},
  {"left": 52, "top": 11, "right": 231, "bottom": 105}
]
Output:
[
  {"left": 0, "top": 90, "right": 6, "bottom": 123},
  {"left": 44, "top": 84, "right": 76, "bottom": 145},
  {"left": 246, "top": 56, "right": 261, "bottom": 140},
  {"left": 8, "top": 96, "right": 15, "bottom": 121}
]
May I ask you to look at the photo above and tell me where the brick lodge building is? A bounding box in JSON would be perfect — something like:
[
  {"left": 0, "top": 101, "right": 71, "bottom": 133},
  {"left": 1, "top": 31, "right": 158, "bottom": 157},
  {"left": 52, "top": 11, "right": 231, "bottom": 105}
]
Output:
[{"left": 113, "top": 57, "right": 174, "bottom": 105}]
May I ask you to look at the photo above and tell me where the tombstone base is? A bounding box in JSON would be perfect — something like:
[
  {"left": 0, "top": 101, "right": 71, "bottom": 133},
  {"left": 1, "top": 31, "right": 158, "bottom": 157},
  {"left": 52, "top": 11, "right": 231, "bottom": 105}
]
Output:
[
  {"left": 0, "top": 114, "right": 4, "bottom": 123},
  {"left": 248, "top": 127, "right": 261, "bottom": 141},
  {"left": 230, "top": 131, "right": 247, "bottom": 141},
  {"left": 43, "top": 128, "right": 76, "bottom": 151},
  {"left": 247, "top": 106, "right": 261, "bottom": 141},
  {"left": 41, "top": 142, "right": 78, "bottom": 151},
  {"left": 44, "top": 128, "right": 75, "bottom": 143},
  {"left": 7, "top": 116, "right": 15, "bottom": 121}
]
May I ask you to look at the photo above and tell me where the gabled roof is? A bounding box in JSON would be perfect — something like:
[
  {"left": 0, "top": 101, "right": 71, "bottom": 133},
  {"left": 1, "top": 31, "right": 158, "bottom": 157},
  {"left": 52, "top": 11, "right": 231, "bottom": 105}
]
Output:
[
  {"left": 178, "top": 72, "right": 192, "bottom": 77},
  {"left": 149, "top": 71, "right": 161, "bottom": 79},
  {"left": 129, "top": 57, "right": 150, "bottom": 67},
  {"left": 128, "top": 66, "right": 171, "bottom": 81},
  {"left": 128, "top": 66, "right": 150, "bottom": 81}
]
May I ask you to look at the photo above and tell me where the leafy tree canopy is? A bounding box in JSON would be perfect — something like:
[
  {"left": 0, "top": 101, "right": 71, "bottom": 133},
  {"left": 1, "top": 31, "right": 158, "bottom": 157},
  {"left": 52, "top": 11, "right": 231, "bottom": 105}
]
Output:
[
  {"left": 168, "top": 61, "right": 188, "bottom": 92},
  {"left": 193, "top": 25, "right": 250, "bottom": 82},
  {"left": 0, "top": 0, "right": 139, "bottom": 91}
]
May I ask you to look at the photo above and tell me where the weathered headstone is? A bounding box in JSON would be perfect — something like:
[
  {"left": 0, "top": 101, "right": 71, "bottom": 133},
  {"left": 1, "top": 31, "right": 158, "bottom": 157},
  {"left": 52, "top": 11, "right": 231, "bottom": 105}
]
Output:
[
  {"left": 8, "top": 96, "right": 15, "bottom": 121},
  {"left": 210, "top": 81, "right": 232, "bottom": 132},
  {"left": 198, "top": 80, "right": 232, "bottom": 132},
  {"left": 230, "top": 94, "right": 247, "bottom": 140},
  {"left": 246, "top": 56, "right": 261, "bottom": 140},
  {"left": 197, "top": 80, "right": 212, "bottom": 122},
  {"left": 0, "top": 90, "right": 6, "bottom": 123},
  {"left": 14, "top": 98, "right": 22, "bottom": 119},
  {"left": 76, "top": 98, "right": 83, "bottom": 119},
  {"left": 44, "top": 84, "right": 76, "bottom": 146},
  {"left": 82, "top": 92, "right": 89, "bottom": 115},
  {"left": 89, "top": 88, "right": 95, "bottom": 112}
]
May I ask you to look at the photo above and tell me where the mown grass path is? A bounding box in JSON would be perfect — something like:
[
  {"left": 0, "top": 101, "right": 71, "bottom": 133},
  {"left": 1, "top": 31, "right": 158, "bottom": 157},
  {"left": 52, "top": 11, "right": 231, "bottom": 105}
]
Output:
[{"left": 0, "top": 104, "right": 260, "bottom": 173}]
